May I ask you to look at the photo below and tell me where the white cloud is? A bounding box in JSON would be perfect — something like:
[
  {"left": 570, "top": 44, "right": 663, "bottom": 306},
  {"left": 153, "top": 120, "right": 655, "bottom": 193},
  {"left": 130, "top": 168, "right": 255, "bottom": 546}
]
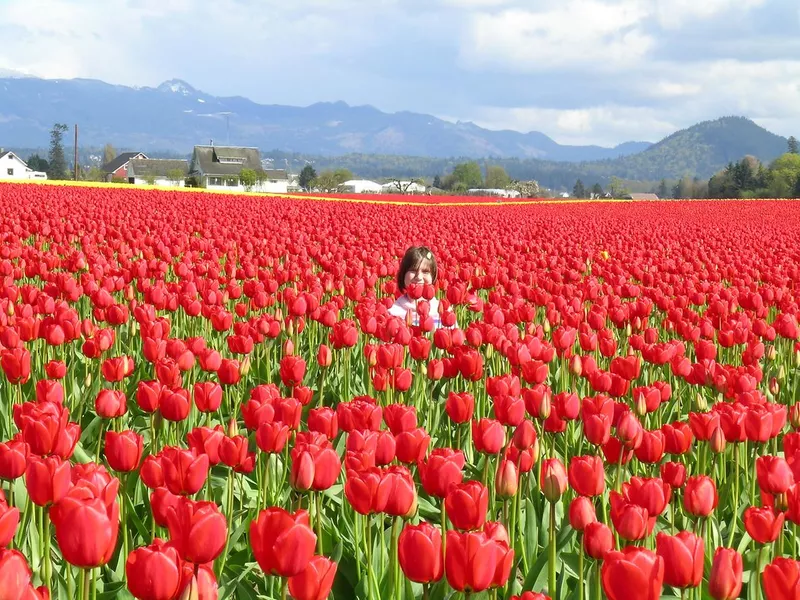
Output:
[
  {"left": 652, "top": 0, "right": 768, "bottom": 29},
  {"left": 459, "top": 1, "right": 654, "bottom": 73},
  {"left": 469, "top": 105, "right": 678, "bottom": 145}
]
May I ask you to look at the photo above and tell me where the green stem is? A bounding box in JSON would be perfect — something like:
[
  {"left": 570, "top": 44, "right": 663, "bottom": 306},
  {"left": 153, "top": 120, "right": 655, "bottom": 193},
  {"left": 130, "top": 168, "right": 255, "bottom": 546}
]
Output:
[
  {"left": 549, "top": 501, "right": 557, "bottom": 598},
  {"left": 316, "top": 492, "right": 324, "bottom": 555},
  {"left": 579, "top": 539, "right": 585, "bottom": 600}
]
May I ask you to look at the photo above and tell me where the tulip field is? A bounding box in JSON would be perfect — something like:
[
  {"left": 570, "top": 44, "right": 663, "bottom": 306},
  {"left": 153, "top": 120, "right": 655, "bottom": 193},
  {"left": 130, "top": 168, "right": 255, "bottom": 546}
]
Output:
[{"left": 2, "top": 182, "right": 800, "bottom": 600}]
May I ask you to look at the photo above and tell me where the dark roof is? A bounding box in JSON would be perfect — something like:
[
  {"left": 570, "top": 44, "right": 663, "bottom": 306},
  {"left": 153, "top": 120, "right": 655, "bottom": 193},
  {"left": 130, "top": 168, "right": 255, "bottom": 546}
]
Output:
[
  {"left": 624, "top": 193, "right": 660, "bottom": 201},
  {"left": 128, "top": 159, "right": 189, "bottom": 178},
  {"left": 0, "top": 150, "right": 25, "bottom": 165},
  {"left": 0, "top": 151, "right": 9, "bottom": 160},
  {"left": 102, "top": 152, "right": 147, "bottom": 174},
  {"left": 262, "top": 169, "right": 288, "bottom": 181},
  {"left": 190, "top": 145, "right": 262, "bottom": 176}
]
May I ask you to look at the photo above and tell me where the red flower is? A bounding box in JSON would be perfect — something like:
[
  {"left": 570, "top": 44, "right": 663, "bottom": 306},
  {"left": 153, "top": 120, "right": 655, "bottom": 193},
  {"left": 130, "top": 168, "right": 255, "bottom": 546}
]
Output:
[
  {"left": 445, "top": 530, "right": 499, "bottom": 593},
  {"left": 160, "top": 447, "right": 209, "bottom": 496},
  {"left": 601, "top": 547, "right": 664, "bottom": 600},
  {"left": 568, "top": 455, "right": 605, "bottom": 497},
  {"left": 756, "top": 455, "right": 795, "bottom": 495},
  {"left": 763, "top": 557, "right": 800, "bottom": 600},
  {"left": 105, "top": 430, "right": 143, "bottom": 473},
  {"left": 165, "top": 497, "right": 228, "bottom": 564},
  {"left": 24, "top": 454, "right": 71, "bottom": 507},
  {"left": 472, "top": 419, "right": 505, "bottom": 454},
  {"left": 193, "top": 382, "right": 223, "bottom": 413},
  {"left": 584, "top": 521, "right": 615, "bottom": 559},
  {"left": 683, "top": 475, "right": 718, "bottom": 517},
  {"left": 250, "top": 507, "right": 316, "bottom": 577},
  {"left": 95, "top": 389, "right": 127, "bottom": 419},
  {"left": 656, "top": 531, "right": 704, "bottom": 588},
  {"left": 541, "top": 458, "right": 568, "bottom": 502},
  {"left": 743, "top": 506, "right": 784, "bottom": 544},
  {"left": 398, "top": 521, "right": 444, "bottom": 583},
  {"left": 126, "top": 539, "right": 184, "bottom": 600},
  {"left": 709, "top": 547, "right": 743, "bottom": 600},
  {"left": 419, "top": 448, "right": 465, "bottom": 498},
  {"left": 287, "top": 555, "right": 338, "bottom": 600},
  {"left": 279, "top": 355, "right": 306, "bottom": 388},
  {"left": 50, "top": 478, "right": 120, "bottom": 568},
  {"left": 446, "top": 481, "right": 489, "bottom": 531},
  {"left": 0, "top": 347, "right": 31, "bottom": 384},
  {"left": 395, "top": 427, "right": 431, "bottom": 464}
]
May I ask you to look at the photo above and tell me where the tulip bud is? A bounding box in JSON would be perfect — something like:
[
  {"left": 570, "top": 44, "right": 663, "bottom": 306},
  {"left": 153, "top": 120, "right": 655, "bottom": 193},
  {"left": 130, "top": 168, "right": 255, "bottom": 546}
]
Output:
[
  {"left": 779, "top": 364, "right": 787, "bottom": 381},
  {"left": 570, "top": 355, "right": 582, "bottom": 377},
  {"left": 543, "top": 320, "right": 551, "bottom": 334},
  {"left": 710, "top": 428, "right": 726, "bottom": 454},
  {"left": 486, "top": 344, "right": 494, "bottom": 359},
  {"left": 84, "top": 372, "right": 92, "bottom": 388},
  {"left": 240, "top": 356, "right": 251, "bottom": 376},
  {"left": 283, "top": 338, "right": 294, "bottom": 356},
  {"left": 227, "top": 418, "right": 238, "bottom": 438},
  {"left": 635, "top": 392, "right": 648, "bottom": 417},
  {"left": 796, "top": 349, "right": 800, "bottom": 367},
  {"left": 538, "top": 394, "right": 551, "bottom": 421},
  {"left": 767, "top": 345, "right": 777, "bottom": 361},
  {"left": 790, "top": 404, "right": 800, "bottom": 430},
  {"left": 695, "top": 393, "right": 707, "bottom": 412},
  {"left": 495, "top": 459, "right": 519, "bottom": 499},
  {"left": 6, "top": 303, "right": 13, "bottom": 316},
  {"left": 774, "top": 492, "right": 789, "bottom": 513},
  {"left": 769, "top": 377, "right": 780, "bottom": 397},
  {"left": 541, "top": 458, "right": 567, "bottom": 502},
  {"left": 403, "top": 492, "right": 418, "bottom": 520}
]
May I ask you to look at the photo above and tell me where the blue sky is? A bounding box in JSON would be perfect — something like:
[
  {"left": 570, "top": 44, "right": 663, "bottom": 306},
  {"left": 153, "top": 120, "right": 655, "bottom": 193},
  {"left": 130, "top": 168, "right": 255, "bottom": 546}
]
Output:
[{"left": 0, "top": 0, "right": 798, "bottom": 146}]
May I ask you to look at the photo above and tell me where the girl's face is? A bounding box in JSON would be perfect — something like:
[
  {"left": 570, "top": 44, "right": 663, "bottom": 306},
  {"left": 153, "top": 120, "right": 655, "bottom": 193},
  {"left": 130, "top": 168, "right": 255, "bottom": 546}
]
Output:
[{"left": 404, "top": 259, "right": 433, "bottom": 289}]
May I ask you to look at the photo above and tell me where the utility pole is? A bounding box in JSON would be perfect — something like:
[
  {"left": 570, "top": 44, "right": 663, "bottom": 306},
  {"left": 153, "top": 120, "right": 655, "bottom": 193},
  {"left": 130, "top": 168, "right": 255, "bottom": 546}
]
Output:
[{"left": 74, "top": 124, "right": 79, "bottom": 181}]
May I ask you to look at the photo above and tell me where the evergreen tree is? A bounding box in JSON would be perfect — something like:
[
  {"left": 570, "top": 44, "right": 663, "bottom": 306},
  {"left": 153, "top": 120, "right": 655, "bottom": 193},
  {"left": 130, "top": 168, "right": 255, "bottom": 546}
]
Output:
[
  {"left": 789, "top": 136, "right": 798, "bottom": 154},
  {"left": 591, "top": 183, "right": 603, "bottom": 197},
  {"left": 27, "top": 154, "right": 49, "bottom": 173},
  {"left": 47, "top": 123, "right": 69, "bottom": 180},
  {"left": 298, "top": 165, "right": 317, "bottom": 190},
  {"left": 432, "top": 175, "right": 442, "bottom": 189},
  {"left": 657, "top": 179, "right": 668, "bottom": 198},
  {"left": 572, "top": 179, "right": 586, "bottom": 198}
]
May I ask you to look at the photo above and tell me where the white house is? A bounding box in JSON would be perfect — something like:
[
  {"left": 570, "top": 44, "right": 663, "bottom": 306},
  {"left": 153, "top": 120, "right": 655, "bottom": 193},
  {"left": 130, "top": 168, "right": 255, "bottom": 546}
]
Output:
[
  {"left": 189, "top": 145, "right": 288, "bottom": 193},
  {"left": 380, "top": 180, "right": 426, "bottom": 194},
  {"left": 0, "top": 150, "right": 47, "bottom": 181},
  {"left": 127, "top": 159, "right": 189, "bottom": 187},
  {"left": 342, "top": 179, "right": 382, "bottom": 194},
  {"left": 466, "top": 188, "right": 522, "bottom": 198}
]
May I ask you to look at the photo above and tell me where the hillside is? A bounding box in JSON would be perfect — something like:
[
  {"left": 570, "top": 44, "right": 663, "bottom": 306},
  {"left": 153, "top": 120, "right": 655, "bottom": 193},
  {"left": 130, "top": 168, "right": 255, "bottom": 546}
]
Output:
[{"left": 0, "top": 75, "right": 650, "bottom": 161}]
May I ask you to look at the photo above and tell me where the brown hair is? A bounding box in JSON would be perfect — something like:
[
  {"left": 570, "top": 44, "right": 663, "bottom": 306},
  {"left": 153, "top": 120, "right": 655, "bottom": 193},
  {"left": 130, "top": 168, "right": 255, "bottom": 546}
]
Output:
[{"left": 397, "top": 246, "right": 438, "bottom": 291}]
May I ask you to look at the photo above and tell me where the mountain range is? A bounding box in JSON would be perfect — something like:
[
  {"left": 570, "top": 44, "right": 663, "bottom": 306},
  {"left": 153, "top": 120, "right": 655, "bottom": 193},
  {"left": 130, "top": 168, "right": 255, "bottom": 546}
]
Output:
[
  {"left": 0, "top": 75, "right": 649, "bottom": 161},
  {"left": 0, "top": 74, "right": 792, "bottom": 183}
]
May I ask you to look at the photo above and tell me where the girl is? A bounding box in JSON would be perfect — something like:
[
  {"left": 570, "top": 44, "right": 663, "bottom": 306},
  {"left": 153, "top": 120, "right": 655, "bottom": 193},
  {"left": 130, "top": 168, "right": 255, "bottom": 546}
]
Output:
[{"left": 389, "top": 245, "right": 443, "bottom": 328}]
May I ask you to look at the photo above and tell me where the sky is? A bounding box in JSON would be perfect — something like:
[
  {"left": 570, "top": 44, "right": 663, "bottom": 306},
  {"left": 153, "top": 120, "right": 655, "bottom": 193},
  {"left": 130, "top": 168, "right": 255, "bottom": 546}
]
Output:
[{"left": 0, "top": 0, "right": 798, "bottom": 146}]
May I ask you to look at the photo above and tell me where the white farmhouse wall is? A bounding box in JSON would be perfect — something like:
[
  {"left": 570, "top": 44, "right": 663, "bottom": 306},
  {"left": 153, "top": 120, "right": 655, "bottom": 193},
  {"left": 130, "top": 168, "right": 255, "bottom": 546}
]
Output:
[
  {"left": 0, "top": 153, "right": 45, "bottom": 180},
  {"left": 133, "top": 177, "right": 185, "bottom": 187}
]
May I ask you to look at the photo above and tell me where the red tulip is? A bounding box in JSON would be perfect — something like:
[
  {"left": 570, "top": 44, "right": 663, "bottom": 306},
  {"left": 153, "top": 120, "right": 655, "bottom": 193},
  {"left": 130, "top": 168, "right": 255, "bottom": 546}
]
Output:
[
  {"left": 0, "top": 437, "right": 29, "bottom": 481},
  {"left": 25, "top": 454, "right": 71, "bottom": 506},
  {"left": 382, "top": 466, "right": 417, "bottom": 518},
  {"left": 95, "top": 389, "right": 127, "bottom": 418},
  {"left": 150, "top": 487, "right": 181, "bottom": 529},
  {"left": 763, "top": 557, "right": 800, "bottom": 600},
  {"left": 50, "top": 478, "right": 120, "bottom": 568},
  {"left": 0, "top": 549, "right": 47, "bottom": 599},
  {"left": 193, "top": 382, "right": 223, "bottom": 413},
  {"left": 656, "top": 531, "right": 703, "bottom": 588},
  {"left": 166, "top": 498, "right": 227, "bottom": 564},
  {"left": 446, "top": 392, "right": 475, "bottom": 424},
  {"left": 610, "top": 492, "right": 652, "bottom": 541},
  {"left": 160, "top": 388, "right": 191, "bottom": 422},
  {"left": 757, "top": 455, "right": 795, "bottom": 495},
  {"left": 495, "top": 459, "right": 519, "bottom": 499},
  {"left": 256, "top": 421, "right": 290, "bottom": 454},
  {"left": 446, "top": 481, "right": 489, "bottom": 531},
  {"left": 308, "top": 407, "right": 339, "bottom": 439},
  {"left": 394, "top": 427, "right": 431, "bottom": 464},
  {"left": 1, "top": 347, "right": 31, "bottom": 384},
  {"left": 250, "top": 507, "right": 316, "bottom": 577},
  {"left": 287, "top": 555, "right": 337, "bottom": 600},
  {"left": 743, "top": 506, "right": 784, "bottom": 544},
  {"left": 217, "top": 358, "right": 241, "bottom": 385},
  {"left": 445, "top": 530, "right": 499, "bottom": 593},
  {"left": 419, "top": 448, "right": 465, "bottom": 498},
  {"left": 568, "top": 455, "right": 605, "bottom": 497},
  {"left": 160, "top": 447, "right": 209, "bottom": 496},
  {"left": 279, "top": 355, "right": 306, "bottom": 387},
  {"left": 126, "top": 538, "right": 184, "bottom": 600},
  {"left": 105, "top": 430, "right": 143, "bottom": 472},
  {"left": 569, "top": 496, "right": 597, "bottom": 532},
  {"left": 136, "top": 380, "right": 163, "bottom": 413},
  {"left": 683, "top": 475, "right": 718, "bottom": 517},
  {"left": 583, "top": 521, "right": 615, "bottom": 559},
  {"left": 0, "top": 493, "right": 20, "bottom": 548},
  {"left": 601, "top": 547, "right": 664, "bottom": 600},
  {"left": 472, "top": 419, "right": 505, "bottom": 454},
  {"left": 219, "top": 435, "right": 256, "bottom": 474},
  {"left": 186, "top": 426, "right": 225, "bottom": 465},
  {"left": 541, "top": 458, "right": 568, "bottom": 502},
  {"left": 709, "top": 547, "right": 743, "bottom": 600},
  {"left": 398, "top": 521, "right": 444, "bottom": 583}
]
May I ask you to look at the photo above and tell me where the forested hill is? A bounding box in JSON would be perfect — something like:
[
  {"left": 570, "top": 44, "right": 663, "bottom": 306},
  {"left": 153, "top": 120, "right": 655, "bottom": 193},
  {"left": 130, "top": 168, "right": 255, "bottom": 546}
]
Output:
[{"left": 263, "top": 117, "right": 790, "bottom": 188}]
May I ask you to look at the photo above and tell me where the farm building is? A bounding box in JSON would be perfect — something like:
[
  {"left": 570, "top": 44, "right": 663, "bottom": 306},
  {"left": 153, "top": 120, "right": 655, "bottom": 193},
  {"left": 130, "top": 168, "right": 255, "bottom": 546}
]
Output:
[
  {"left": 127, "top": 159, "right": 189, "bottom": 187},
  {"left": 342, "top": 179, "right": 382, "bottom": 193},
  {"left": 102, "top": 152, "right": 148, "bottom": 181},
  {"left": 0, "top": 150, "right": 47, "bottom": 180},
  {"left": 189, "top": 145, "right": 288, "bottom": 193}
]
